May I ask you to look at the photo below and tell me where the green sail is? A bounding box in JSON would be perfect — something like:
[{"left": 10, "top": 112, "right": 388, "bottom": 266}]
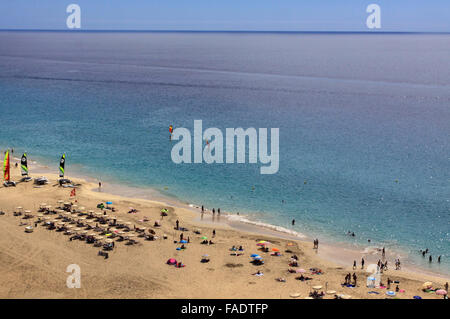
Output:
[
  {"left": 21, "top": 153, "right": 28, "bottom": 176},
  {"left": 59, "top": 154, "right": 65, "bottom": 178}
]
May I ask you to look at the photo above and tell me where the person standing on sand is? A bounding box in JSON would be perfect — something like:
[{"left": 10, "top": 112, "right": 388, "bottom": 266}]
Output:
[
  {"left": 445, "top": 282, "right": 448, "bottom": 292},
  {"left": 292, "top": 219, "right": 295, "bottom": 226},
  {"left": 361, "top": 258, "right": 365, "bottom": 269},
  {"left": 438, "top": 255, "right": 441, "bottom": 263},
  {"left": 353, "top": 260, "right": 357, "bottom": 270},
  {"left": 176, "top": 220, "right": 179, "bottom": 230},
  {"left": 218, "top": 208, "right": 220, "bottom": 215},
  {"left": 212, "top": 229, "right": 216, "bottom": 238},
  {"left": 212, "top": 208, "right": 215, "bottom": 215},
  {"left": 429, "top": 255, "right": 432, "bottom": 263},
  {"left": 382, "top": 247, "right": 385, "bottom": 258},
  {"left": 387, "top": 278, "right": 391, "bottom": 289},
  {"left": 352, "top": 273, "right": 357, "bottom": 286}
]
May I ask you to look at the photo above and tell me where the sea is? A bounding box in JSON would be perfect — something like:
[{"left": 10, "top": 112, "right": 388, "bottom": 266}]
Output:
[{"left": 0, "top": 31, "right": 449, "bottom": 276}]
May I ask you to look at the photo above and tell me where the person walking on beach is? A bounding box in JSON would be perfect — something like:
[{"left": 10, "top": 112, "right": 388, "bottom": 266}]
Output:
[
  {"left": 176, "top": 220, "right": 179, "bottom": 230},
  {"left": 212, "top": 229, "right": 216, "bottom": 238},
  {"left": 218, "top": 208, "right": 220, "bottom": 215},
  {"left": 429, "top": 255, "right": 432, "bottom": 263},
  {"left": 352, "top": 273, "right": 357, "bottom": 286},
  {"left": 353, "top": 260, "right": 357, "bottom": 270},
  {"left": 387, "top": 278, "right": 391, "bottom": 290},
  {"left": 438, "top": 255, "right": 441, "bottom": 263},
  {"left": 344, "top": 273, "right": 349, "bottom": 285},
  {"left": 445, "top": 282, "right": 448, "bottom": 292},
  {"left": 382, "top": 247, "right": 385, "bottom": 258},
  {"left": 212, "top": 208, "right": 215, "bottom": 215},
  {"left": 292, "top": 219, "right": 295, "bottom": 226},
  {"left": 99, "top": 182, "right": 102, "bottom": 190},
  {"left": 361, "top": 258, "right": 365, "bottom": 269}
]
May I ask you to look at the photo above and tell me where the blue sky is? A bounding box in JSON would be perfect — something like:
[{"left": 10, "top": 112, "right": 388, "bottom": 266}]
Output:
[{"left": 0, "top": 0, "right": 449, "bottom": 31}]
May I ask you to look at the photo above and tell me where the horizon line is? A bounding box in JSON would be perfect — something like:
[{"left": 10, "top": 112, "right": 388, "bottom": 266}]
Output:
[{"left": 1, "top": 29, "right": 449, "bottom": 35}]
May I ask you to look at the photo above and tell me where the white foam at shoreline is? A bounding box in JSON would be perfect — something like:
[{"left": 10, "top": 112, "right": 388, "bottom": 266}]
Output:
[{"left": 225, "top": 214, "right": 307, "bottom": 239}]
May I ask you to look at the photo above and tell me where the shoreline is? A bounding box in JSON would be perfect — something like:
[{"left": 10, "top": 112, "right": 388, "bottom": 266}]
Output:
[
  {"left": 0, "top": 166, "right": 448, "bottom": 298},
  {"left": 6, "top": 152, "right": 450, "bottom": 280}
]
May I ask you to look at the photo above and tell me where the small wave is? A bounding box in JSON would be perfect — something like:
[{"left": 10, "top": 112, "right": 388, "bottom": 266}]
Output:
[{"left": 226, "top": 214, "right": 306, "bottom": 239}]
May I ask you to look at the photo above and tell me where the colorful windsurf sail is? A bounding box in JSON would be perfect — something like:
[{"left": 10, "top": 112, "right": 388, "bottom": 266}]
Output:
[
  {"left": 3, "top": 150, "right": 10, "bottom": 181},
  {"left": 59, "top": 154, "right": 65, "bottom": 178},
  {"left": 21, "top": 153, "right": 28, "bottom": 176}
]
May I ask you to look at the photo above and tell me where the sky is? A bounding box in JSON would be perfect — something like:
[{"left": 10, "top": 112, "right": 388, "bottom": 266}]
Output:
[{"left": 0, "top": 0, "right": 449, "bottom": 32}]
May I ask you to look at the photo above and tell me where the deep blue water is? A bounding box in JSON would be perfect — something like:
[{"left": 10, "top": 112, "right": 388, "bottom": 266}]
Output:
[{"left": 0, "top": 31, "right": 449, "bottom": 274}]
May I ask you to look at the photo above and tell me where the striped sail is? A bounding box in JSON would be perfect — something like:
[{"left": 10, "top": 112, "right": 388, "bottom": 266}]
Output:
[{"left": 3, "top": 150, "right": 10, "bottom": 181}]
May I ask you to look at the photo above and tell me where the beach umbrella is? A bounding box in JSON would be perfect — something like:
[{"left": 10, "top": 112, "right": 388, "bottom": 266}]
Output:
[
  {"left": 290, "top": 292, "right": 301, "bottom": 298},
  {"left": 296, "top": 269, "right": 306, "bottom": 273},
  {"left": 201, "top": 236, "right": 208, "bottom": 240},
  {"left": 413, "top": 296, "right": 422, "bottom": 299},
  {"left": 250, "top": 254, "right": 259, "bottom": 257},
  {"left": 422, "top": 282, "right": 433, "bottom": 289},
  {"left": 272, "top": 248, "right": 280, "bottom": 252},
  {"left": 386, "top": 291, "right": 396, "bottom": 296},
  {"left": 436, "top": 289, "right": 447, "bottom": 296},
  {"left": 180, "top": 240, "right": 187, "bottom": 244},
  {"left": 167, "top": 258, "right": 177, "bottom": 265},
  {"left": 312, "top": 286, "right": 322, "bottom": 290},
  {"left": 202, "top": 254, "right": 209, "bottom": 257},
  {"left": 106, "top": 201, "right": 113, "bottom": 205},
  {"left": 252, "top": 256, "right": 263, "bottom": 260}
]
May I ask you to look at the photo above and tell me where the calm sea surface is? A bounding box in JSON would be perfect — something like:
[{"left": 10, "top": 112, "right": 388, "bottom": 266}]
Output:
[{"left": 0, "top": 31, "right": 449, "bottom": 274}]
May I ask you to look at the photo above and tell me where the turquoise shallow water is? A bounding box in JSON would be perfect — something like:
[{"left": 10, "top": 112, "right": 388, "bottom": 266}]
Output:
[{"left": 0, "top": 31, "right": 449, "bottom": 275}]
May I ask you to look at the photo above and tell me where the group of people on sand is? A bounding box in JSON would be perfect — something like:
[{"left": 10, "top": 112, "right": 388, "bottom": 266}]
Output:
[
  {"left": 343, "top": 272, "right": 358, "bottom": 286},
  {"left": 201, "top": 205, "right": 221, "bottom": 216}
]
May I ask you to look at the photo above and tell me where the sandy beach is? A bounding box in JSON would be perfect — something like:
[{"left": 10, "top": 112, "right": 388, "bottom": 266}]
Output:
[{"left": 0, "top": 164, "right": 447, "bottom": 300}]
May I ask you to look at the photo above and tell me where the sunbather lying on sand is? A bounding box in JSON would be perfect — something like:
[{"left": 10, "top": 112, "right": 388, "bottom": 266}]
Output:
[{"left": 295, "top": 275, "right": 312, "bottom": 281}]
